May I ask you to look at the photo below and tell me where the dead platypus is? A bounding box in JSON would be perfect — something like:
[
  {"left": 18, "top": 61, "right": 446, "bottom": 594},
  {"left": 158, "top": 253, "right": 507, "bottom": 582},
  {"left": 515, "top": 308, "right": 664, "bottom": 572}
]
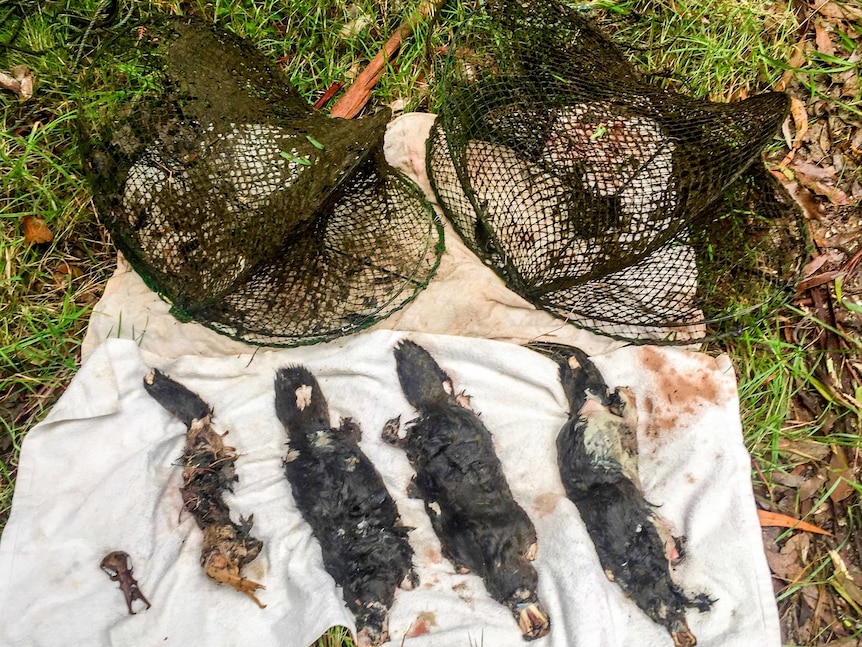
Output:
[
  {"left": 143, "top": 369, "right": 265, "bottom": 608},
  {"left": 274, "top": 366, "right": 413, "bottom": 647},
  {"left": 387, "top": 340, "right": 551, "bottom": 641},
  {"left": 555, "top": 347, "right": 710, "bottom": 647}
]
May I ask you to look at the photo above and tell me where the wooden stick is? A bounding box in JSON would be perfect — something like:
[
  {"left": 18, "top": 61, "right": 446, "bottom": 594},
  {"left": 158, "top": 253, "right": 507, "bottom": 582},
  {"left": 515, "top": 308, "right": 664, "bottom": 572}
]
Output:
[
  {"left": 329, "top": 0, "right": 445, "bottom": 119},
  {"left": 313, "top": 82, "right": 344, "bottom": 109}
]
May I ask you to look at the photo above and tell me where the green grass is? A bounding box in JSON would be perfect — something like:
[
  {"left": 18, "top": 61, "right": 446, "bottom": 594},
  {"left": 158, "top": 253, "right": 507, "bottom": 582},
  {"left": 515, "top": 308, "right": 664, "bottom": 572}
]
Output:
[
  {"left": 1, "top": 0, "right": 118, "bottom": 526},
  {"left": 0, "top": 2, "right": 463, "bottom": 645},
  {"left": 726, "top": 308, "right": 862, "bottom": 642},
  {"left": 586, "top": 0, "right": 801, "bottom": 100},
  {"left": 2, "top": 1, "right": 858, "bottom": 645}
]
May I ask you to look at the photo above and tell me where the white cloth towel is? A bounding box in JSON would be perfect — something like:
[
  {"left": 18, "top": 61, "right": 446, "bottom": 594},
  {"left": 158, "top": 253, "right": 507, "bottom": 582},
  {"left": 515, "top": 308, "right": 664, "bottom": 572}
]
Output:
[{"left": 0, "top": 330, "right": 779, "bottom": 647}]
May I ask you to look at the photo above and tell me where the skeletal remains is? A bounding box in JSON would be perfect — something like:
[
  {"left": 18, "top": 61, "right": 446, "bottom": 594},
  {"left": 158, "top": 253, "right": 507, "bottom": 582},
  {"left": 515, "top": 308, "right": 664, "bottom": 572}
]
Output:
[
  {"left": 143, "top": 369, "right": 266, "bottom": 608},
  {"left": 100, "top": 550, "right": 151, "bottom": 615}
]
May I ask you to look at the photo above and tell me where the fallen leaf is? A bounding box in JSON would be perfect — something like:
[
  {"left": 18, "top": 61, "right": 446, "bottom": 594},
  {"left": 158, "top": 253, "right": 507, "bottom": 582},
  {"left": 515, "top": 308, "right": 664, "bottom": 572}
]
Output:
[
  {"left": 819, "top": 123, "right": 831, "bottom": 155},
  {"left": 0, "top": 65, "right": 33, "bottom": 101},
  {"left": 779, "top": 97, "right": 809, "bottom": 167},
  {"left": 774, "top": 40, "right": 807, "bottom": 92},
  {"left": 21, "top": 215, "right": 53, "bottom": 244},
  {"left": 817, "top": 1, "right": 862, "bottom": 21},
  {"left": 796, "top": 269, "right": 845, "bottom": 293},
  {"left": 798, "top": 470, "right": 829, "bottom": 502},
  {"left": 843, "top": 72, "right": 859, "bottom": 97},
  {"left": 814, "top": 21, "right": 836, "bottom": 57},
  {"left": 794, "top": 170, "right": 852, "bottom": 205},
  {"left": 782, "top": 116, "right": 794, "bottom": 151},
  {"left": 778, "top": 438, "right": 833, "bottom": 462},
  {"left": 339, "top": 13, "right": 373, "bottom": 39},
  {"left": 758, "top": 510, "right": 834, "bottom": 536},
  {"left": 827, "top": 447, "right": 855, "bottom": 504},
  {"left": 772, "top": 470, "right": 807, "bottom": 488},
  {"left": 829, "top": 550, "right": 862, "bottom": 617},
  {"left": 792, "top": 159, "right": 837, "bottom": 180},
  {"left": 802, "top": 254, "right": 832, "bottom": 278},
  {"left": 765, "top": 532, "right": 810, "bottom": 582},
  {"left": 771, "top": 179, "right": 826, "bottom": 222},
  {"left": 51, "top": 262, "right": 83, "bottom": 289},
  {"left": 51, "top": 261, "right": 82, "bottom": 278}
]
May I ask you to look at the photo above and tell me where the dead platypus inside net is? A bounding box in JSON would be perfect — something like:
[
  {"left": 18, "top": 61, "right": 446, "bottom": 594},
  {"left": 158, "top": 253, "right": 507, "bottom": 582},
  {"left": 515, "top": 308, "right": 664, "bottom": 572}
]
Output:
[
  {"left": 554, "top": 347, "right": 711, "bottom": 647},
  {"left": 274, "top": 366, "right": 413, "bottom": 647},
  {"left": 387, "top": 340, "right": 551, "bottom": 641},
  {"left": 143, "top": 369, "right": 265, "bottom": 608}
]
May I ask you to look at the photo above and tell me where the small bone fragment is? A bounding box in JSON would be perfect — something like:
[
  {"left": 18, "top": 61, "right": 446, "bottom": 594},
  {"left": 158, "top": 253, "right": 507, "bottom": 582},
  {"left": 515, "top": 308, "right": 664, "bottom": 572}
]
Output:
[{"left": 100, "top": 551, "right": 151, "bottom": 615}]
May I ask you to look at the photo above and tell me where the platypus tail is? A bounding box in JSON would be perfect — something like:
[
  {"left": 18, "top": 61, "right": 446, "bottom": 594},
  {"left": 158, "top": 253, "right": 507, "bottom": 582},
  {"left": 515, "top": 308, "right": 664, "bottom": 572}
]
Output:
[
  {"left": 143, "top": 369, "right": 212, "bottom": 427},
  {"left": 274, "top": 365, "right": 331, "bottom": 433},
  {"left": 557, "top": 346, "right": 611, "bottom": 415},
  {"left": 394, "top": 340, "right": 453, "bottom": 410}
]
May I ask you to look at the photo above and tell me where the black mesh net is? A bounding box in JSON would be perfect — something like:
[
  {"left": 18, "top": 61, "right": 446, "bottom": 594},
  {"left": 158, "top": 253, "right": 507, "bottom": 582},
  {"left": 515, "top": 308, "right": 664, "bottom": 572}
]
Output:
[
  {"left": 428, "top": 0, "right": 805, "bottom": 340},
  {"left": 78, "top": 16, "right": 443, "bottom": 346}
]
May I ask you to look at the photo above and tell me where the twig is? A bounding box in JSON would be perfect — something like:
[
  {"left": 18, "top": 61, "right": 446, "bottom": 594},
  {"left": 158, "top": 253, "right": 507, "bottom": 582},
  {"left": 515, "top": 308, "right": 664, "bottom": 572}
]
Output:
[
  {"left": 329, "top": 0, "right": 445, "bottom": 118},
  {"left": 313, "top": 82, "right": 343, "bottom": 110}
]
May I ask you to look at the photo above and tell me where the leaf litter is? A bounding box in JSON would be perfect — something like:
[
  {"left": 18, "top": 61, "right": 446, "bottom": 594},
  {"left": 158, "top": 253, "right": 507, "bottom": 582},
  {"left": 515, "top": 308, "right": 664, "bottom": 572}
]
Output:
[{"left": 753, "top": 1, "right": 862, "bottom": 642}]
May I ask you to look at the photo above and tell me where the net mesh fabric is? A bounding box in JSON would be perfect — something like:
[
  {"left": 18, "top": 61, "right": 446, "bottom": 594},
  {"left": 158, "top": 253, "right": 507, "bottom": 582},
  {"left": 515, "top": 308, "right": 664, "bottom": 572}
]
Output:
[
  {"left": 428, "top": 0, "right": 804, "bottom": 340},
  {"left": 79, "top": 16, "right": 443, "bottom": 346}
]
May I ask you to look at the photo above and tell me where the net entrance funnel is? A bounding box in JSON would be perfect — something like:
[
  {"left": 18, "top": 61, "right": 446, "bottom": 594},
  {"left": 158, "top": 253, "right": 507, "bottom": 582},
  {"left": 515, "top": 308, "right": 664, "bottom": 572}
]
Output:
[
  {"left": 428, "top": 0, "right": 803, "bottom": 341},
  {"left": 79, "top": 16, "right": 443, "bottom": 346}
]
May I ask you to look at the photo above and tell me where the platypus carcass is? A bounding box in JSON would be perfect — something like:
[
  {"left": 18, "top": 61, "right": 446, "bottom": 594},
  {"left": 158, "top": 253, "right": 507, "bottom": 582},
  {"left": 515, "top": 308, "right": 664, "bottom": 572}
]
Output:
[
  {"left": 143, "top": 369, "right": 265, "bottom": 608},
  {"left": 388, "top": 340, "right": 551, "bottom": 641},
  {"left": 274, "top": 366, "right": 413, "bottom": 647},
  {"left": 556, "top": 347, "right": 711, "bottom": 647}
]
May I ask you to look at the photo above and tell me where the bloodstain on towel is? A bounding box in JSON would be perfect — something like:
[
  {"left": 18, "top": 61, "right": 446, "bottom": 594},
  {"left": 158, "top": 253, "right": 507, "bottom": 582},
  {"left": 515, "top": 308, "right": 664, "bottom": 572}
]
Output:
[
  {"left": 407, "top": 611, "right": 438, "bottom": 637},
  {"left": 533, "top": 492, "right": 561, "bottom": 517},
  {"left": 639, "top": 347, "right": 735, "bottom": 437}
]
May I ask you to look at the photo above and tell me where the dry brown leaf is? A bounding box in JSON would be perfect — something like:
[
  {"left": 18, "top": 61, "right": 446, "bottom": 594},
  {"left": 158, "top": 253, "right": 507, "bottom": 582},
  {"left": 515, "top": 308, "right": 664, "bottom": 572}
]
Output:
[
  {"left": 772, "top": 470, "right": 807, "bottom": 488},
  {"left": 778, "top": 438, "right": 833, "bottom": 461},
  {"left": 758, "top": 510, "right": 834, "bottom": 536},
  {"left": 792, "top": 159, "right": 837, "bottom": 180},
  {"left": 766, "top": 548, "right": 804, "bottom": 582},
  {"left": 781, "top": 115, "right": 794, "bottom": 151},
  {"left": 829, "top": 551, "right": 862, "bottom": 617},
  {"left": 817, "top": 1, "right": 862, "bottom": 21},
  {"left": 338, "top": 12, "right": 373, "bottom": 39},
  {"left": 775, "top": 40, "right": 807, "bottom": 92},
  {"left": 814, "top": 21, "right": 836, "bottom": 56},
  {"left": 794, "top": 170, "right": 852, "bottom": 205},
  {"left": 765, "top": 532, "right": 811, "bottom": 582},
  {"left": 802, "top": 254, "right": 832, "bottom": 278},
  {"left": 51, "top": 262, "right": 83, "bottom": 289},
  {"left": 0, "top": 65, "right": 33, "bottom": 101},
  {"left": 21, "top": 215, "right": 53, "bottom": 244},
  {"left": 797, "top": 269, "right": 845, "bottom": 293},
  {"left": 779, "top": 97, "right": 809, "bottom": 167},
  {"left": 771, "top": 174, "right": 826, "bottom": 219},
  {"left": 819, "top": 123, "right": 831, "bottom": 154},
  {"left": 799, "top": 470, "right": 828, "bottom": 502},
  {"left": 843, "top": 73, "right": 859, "bottom": 97},
  {"left": 827, "top": 447, "right": 855, "bottom": 504}
]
